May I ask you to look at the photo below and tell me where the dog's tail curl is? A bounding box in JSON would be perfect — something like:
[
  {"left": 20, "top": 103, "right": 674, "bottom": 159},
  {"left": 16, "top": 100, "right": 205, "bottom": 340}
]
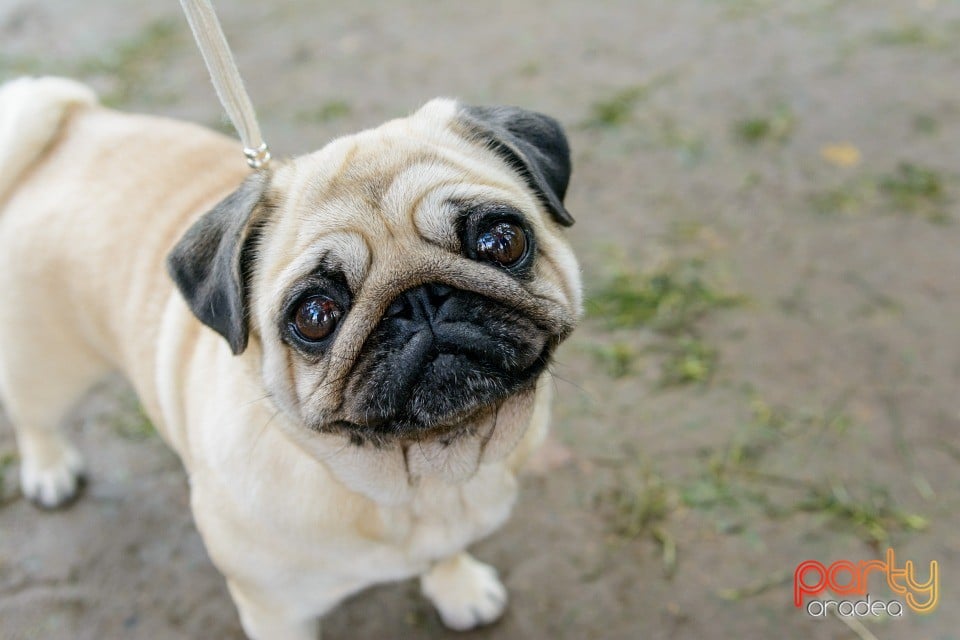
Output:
[{"left": 0, "top": 76, "right": 98, "bottom": 203}]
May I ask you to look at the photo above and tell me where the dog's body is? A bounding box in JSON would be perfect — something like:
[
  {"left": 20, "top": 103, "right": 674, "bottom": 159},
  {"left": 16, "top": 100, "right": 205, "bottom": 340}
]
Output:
[{"left": 0, "top": 77, "right": 580, "bottom": 639}]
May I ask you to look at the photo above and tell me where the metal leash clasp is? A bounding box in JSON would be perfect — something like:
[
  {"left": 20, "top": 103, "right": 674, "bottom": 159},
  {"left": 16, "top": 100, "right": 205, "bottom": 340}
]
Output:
[{"left": 243, "top": 143, "right": 271, "bottom": 170}]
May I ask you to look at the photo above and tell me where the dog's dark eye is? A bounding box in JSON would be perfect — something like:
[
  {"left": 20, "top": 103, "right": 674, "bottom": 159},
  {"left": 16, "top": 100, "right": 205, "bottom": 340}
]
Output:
[
  {"left": 293, "top": 295, "right": 341, "bottom": 341},
  {"left": 476, "top": 221, "right": 527, "bottom": 267}
]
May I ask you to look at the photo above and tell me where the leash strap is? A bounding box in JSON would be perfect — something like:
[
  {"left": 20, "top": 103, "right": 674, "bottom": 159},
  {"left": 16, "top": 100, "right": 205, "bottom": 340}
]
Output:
[{"left": 179, "top": 0, "right": 271, "bottom": 169}]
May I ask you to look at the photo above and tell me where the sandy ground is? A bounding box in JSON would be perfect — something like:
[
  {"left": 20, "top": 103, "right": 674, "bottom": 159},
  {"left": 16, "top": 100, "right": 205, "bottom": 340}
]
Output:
[{"left": 1, "top": 1, "right": 959, "bottom": 638}]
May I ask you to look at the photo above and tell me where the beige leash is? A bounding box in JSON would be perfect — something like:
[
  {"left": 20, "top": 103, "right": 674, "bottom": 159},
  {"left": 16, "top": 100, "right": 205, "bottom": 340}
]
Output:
[{"left": 179, "top": 0, "right": 271, "bottom": 169}]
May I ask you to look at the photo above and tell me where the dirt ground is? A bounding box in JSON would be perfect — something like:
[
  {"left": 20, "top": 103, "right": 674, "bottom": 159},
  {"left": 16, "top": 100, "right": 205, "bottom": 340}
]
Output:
[{"left": 1, "top": 1, "right": 958, "bottom": 638}]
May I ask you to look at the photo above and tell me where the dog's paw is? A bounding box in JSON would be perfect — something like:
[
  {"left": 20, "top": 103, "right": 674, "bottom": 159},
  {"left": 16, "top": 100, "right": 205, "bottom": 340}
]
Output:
[
  {"left": 20, "top": 446, "right": 85, "bottom": 509},
  {"left": 421, "top": 553, "right": 507, "bottom": 631}
]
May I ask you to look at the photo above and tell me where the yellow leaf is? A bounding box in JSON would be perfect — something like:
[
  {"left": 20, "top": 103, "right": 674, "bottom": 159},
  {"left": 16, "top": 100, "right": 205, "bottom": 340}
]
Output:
[{"left": 821, "top": 143, "right": 862, "bottom": 168}]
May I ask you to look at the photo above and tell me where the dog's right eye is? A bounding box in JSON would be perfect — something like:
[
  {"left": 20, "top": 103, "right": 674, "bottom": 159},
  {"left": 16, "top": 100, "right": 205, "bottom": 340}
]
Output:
[{"left": 292, "top": 295, "right": 341, "bottom": 342}]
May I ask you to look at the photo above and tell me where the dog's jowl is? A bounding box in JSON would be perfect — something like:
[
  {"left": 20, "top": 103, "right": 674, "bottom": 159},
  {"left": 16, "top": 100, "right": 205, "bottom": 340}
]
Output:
[{"left": 0, "top": 76, "right": 581, "bottom": 639}]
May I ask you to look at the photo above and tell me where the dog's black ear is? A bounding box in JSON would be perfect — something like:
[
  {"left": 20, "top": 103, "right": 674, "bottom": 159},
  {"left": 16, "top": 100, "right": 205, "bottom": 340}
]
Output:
[
  {"left": 458, "top": 105, "right": 574, "bottom": 226},
  {"left": 167, "top": 172, "right": 269, "bottom": 355}
]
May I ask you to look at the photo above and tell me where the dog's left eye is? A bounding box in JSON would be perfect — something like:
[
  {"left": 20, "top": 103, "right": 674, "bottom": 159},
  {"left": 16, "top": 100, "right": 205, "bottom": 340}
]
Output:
[
  {"left": 476, "top": 221, "right": 527, "bottom": 267},
  {"left": 292, "top": 295, "right": 341, "bottom": 342}
]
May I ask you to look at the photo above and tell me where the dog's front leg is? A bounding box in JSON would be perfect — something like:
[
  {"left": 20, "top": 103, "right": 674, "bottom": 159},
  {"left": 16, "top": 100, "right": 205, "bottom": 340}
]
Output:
[
  {"left": 227, "top": 580, "right": 321, "bottom": 640},
  {"left": 420, "top": 552, "right": 508, "bottom": 631}
]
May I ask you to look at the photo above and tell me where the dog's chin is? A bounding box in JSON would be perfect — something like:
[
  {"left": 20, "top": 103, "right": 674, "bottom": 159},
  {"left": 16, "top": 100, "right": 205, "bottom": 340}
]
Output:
[
  {"left": 271, "top": 386, "right": 539, "bottom": 506},
  {"left": 401, "top": 387, "right": 538, "bottom": 483}
]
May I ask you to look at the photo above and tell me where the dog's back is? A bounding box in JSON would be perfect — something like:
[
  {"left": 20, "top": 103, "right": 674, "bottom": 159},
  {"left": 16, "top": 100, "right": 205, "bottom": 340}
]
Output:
[
  {"left": 0, "top": 76, "right": 249, "bottom": 506},
  {"left": 0, "top": 76, "right": 248, "bottom": 368},
  {"left": 0, "top": 77, "right": 98, "bottom": 204}
]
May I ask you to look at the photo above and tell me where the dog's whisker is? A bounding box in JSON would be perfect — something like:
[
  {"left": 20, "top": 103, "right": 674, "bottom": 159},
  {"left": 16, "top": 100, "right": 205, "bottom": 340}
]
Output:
[
  {"left": 240, "top": 392, "right": 274, "bottom": 408},
  {"left": 247, "top": 408, "right": 281, "bottom": 464},
  {"left": 546, "top": 365, "right": 592, "bottom": 401}
]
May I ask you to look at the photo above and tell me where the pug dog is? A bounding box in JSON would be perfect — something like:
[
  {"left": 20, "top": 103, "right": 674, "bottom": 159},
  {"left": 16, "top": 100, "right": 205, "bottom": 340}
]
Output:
[{"left": 0, "top": 76, "right": 581, "bottom": 639}]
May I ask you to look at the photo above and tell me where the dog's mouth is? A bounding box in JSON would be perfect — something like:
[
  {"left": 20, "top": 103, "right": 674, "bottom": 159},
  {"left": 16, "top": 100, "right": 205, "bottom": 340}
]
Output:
[
  {"left": 328, "top": 395, "right": 504, "bottom": 447},
  {"left": 326, "top": 358, "right": 545, "bottom": 447},
  {"left": 314, "top": 381, "right": 541, "bottom": 489}
]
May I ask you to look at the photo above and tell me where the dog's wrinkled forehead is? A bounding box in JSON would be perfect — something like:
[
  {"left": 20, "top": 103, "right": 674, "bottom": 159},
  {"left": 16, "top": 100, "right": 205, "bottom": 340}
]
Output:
[{"left": 260, "top": 98, "right": 567, "bottom": 296}]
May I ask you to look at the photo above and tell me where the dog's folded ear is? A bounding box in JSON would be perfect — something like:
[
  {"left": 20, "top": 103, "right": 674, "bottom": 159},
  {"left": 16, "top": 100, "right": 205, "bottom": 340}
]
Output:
[
  {"left": 166, "top": 172, "right": 269, "bottom": 355},
  {"left": 458, "top": 105, "right": 574, "bottom": 226}
]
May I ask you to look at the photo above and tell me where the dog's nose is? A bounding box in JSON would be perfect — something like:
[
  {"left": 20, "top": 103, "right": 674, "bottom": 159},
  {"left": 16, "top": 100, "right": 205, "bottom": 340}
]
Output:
[
  {"left": 382, "top": 283, "right": 515, "bottom": 369},
  {"left": 385, "top": 283, "right": 454, "bottom": 322},
  {"left": 347, "top": 283, "right": 549, "bottom": 430}
]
